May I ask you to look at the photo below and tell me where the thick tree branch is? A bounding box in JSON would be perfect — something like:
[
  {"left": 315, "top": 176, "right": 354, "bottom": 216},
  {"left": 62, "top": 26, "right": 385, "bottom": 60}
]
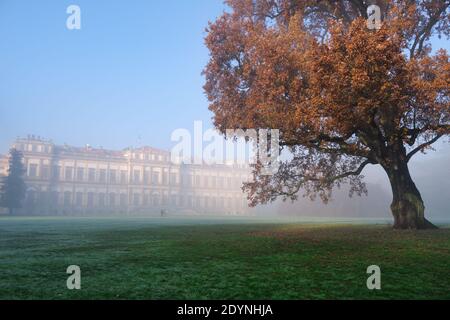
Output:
[
  {"left": 275, "top": 158, "right": 372, "bottom": 198},
  {"left": 321, "top": 159, "right": 373, "bottom": 182},
  {"left": 406, "top": 134, "right": 444, "bottom": 161},
  {"left": 404, "top": 124, "right": 450, "bottom": 146},
  {"left": 282, "top": 132, "right": 373, "bottom": 159}
]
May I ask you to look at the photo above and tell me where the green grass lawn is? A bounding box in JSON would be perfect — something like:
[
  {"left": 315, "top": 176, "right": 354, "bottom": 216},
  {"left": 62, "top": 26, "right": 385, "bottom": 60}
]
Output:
[{"left": 0, "top": 216, "right": 449, "bottom": 300}]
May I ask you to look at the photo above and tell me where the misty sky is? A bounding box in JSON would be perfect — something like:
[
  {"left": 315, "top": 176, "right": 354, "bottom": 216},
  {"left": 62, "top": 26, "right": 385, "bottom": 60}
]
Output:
[{"left": 0, "top": 0, "right": 227, "bottom": 153}]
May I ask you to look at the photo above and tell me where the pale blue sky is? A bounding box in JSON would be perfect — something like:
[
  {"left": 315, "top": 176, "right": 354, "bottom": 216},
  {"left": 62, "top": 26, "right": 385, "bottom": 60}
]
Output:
[
  {"left": 0, "top": 0, "right": 227, "bottom": 153},
  {"left": 0, "top": 1, "right": 448, "bottom": 154}
]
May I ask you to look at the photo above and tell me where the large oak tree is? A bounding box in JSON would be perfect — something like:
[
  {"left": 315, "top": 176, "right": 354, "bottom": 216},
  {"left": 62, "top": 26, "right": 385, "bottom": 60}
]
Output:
[{"left": 204, "top": 0, "right": 450, "bottom": 229}]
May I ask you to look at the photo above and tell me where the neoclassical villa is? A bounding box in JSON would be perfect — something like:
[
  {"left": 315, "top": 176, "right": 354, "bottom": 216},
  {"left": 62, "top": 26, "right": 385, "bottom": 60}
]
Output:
[{"left": 0, "top": 136, "right": 252, "bottom": 216}]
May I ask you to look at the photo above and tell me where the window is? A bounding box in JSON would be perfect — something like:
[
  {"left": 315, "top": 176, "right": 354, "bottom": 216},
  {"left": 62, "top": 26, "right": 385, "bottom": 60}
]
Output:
[
  {"left": 211, "top": 177, "right": 217, "bottom": 188},
  {"left": 237, "top": 198, "right": 243, "bottom": 209},
  {"left": 181, "top": 175, "right": 187, "bottom": 186},
  {"left": 50, "top": 192, "right": 59, "bottom": 205},
  {"left": 26, "top": 190, "right": 36, "bottom": 206},
  {"left": 133, "top": 193, "right": 140, "bottom": 206},
  {"left": 152, "top": 194, "right": 160, "bottom": 206},
  {"left": 87, "top": 192, "right": 94, "bottom": 207},
  {"left": 42, "top": 165, "right": 50, "bottom": 179},
  {"left": 170, "top": 194, "right": 177, "bottom": 206},
  {"left": 120, "top": 193, "right": 127, "bottom": 207},
  {"left": 195, "top": 176, "right": 200, "bottom": 187},
  {"left": 98, "top": 193, "right": 106, "bottom": 207},
  {"left": 99, "top": 169, "right": 107, "bottom": 183},
  {"left": 77, "top": 168, "right": 84, "bottom": 181},
  {"left": 179, "top": 195, "right": 185, "bottom": 207},
  {"left": 162, "top": 172, "right": 168, "bottom": 185},
  {"left": 88, "top": 168, "right": 96, "bottom": 182},
  {"left": 152, "top": 172, "right": 159, "bottom": 185},
  {"left": 29, "top": 164, "right": 38, "bottom": 177},
  {"left": 64, "top": 192, "right": 72, "bottom": 206},
  {"left": 170, "top": 173, "right": 177, "bottom": 185},
  {"left": 65, "top": 167, "right": 73, "bottom": 181},
  {"left": 109, "top": 169, "right": 117, "bottom": 183},
  {"left": 143, "top": 194, "right": 149, "bottom": 206},
  {"left": 76, "top": 192, "right": 83, "bottom": 206},
  {"left": 109, "top": 193, "right": 116, "bottom": 207},
  {"left": 133, "top": 170, "right": 140, "bottom": 184},
  {"left": 120, "top": 170, "right": 127, "bottom": 184},
  {"left": 143, "top": 171, "right": 150, "bottom": 184},
  {"left": 52, "top": 166, "right": 61, "bottom": 180}
]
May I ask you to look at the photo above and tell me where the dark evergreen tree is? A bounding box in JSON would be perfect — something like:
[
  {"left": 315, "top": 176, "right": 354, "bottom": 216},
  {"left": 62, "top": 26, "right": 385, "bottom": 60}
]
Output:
[{"left": 0, "top": 149, "right": 26, "bottom": 215}]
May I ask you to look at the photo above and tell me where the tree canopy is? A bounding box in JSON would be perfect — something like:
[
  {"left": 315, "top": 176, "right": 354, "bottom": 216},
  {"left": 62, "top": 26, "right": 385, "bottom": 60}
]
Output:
[
  {"left": 204, "top": 0, "right": 449, "bottom": 229},
  {"left": 0, "top": 149, "right": 26, "bottom": 215}
]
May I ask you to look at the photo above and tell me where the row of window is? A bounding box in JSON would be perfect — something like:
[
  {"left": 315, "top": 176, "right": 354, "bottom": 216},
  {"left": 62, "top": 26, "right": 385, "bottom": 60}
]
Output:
[
  {"left": 16, "top": 143, "right": 170, "bottom": 163},
  {"left": 16, "top": 143, "right": 52, "bottom": 154},
  {"left": 26, "top": 191, "right": 246, "bottom": 209},
  {"left": 27, "top": 164, "right": 245, "bottom": 188},
  {"left": 28, "top": 164, "right": 178, "bottom": 185},
  {"left": 128, "top": 152, "right": 169, "bottom": 162},
  {"left": 182, "top": 175, "right": 243, "bottom": 189}
]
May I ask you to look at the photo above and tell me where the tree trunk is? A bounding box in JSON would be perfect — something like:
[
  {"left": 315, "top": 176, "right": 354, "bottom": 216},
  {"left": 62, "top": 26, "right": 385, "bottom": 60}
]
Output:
[{"left": 384, "top": 155, "right": 437, "bottom": 230}]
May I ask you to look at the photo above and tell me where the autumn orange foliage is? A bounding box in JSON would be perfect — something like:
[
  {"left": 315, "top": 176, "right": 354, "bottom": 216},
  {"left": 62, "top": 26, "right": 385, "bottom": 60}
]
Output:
[{"left": 204, "top": 0, "right": 449, "bottom": 229}]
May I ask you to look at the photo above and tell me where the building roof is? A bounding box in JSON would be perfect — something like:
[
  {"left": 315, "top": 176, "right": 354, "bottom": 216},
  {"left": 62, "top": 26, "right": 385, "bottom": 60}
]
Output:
[
  {"left": 15, "top": 136, "right": 170, "bottom": 157},
  {"left": 132, "top": 146, "right": 170, "bottom": 155}
]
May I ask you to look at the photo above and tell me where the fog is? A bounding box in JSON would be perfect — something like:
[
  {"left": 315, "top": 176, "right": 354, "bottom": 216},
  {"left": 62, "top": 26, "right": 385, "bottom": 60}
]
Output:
[
  {"left": 258, "top": 143, "right": 450, "bottom": 222},
  {"left": 0, "top": 134, "right": 450, "bottom": 222}
]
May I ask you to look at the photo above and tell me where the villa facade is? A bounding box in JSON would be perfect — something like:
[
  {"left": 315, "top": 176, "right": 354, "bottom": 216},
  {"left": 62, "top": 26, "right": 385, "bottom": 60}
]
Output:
[{"left": 0, "top": 136, "right": 252, "bottom": 216}]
